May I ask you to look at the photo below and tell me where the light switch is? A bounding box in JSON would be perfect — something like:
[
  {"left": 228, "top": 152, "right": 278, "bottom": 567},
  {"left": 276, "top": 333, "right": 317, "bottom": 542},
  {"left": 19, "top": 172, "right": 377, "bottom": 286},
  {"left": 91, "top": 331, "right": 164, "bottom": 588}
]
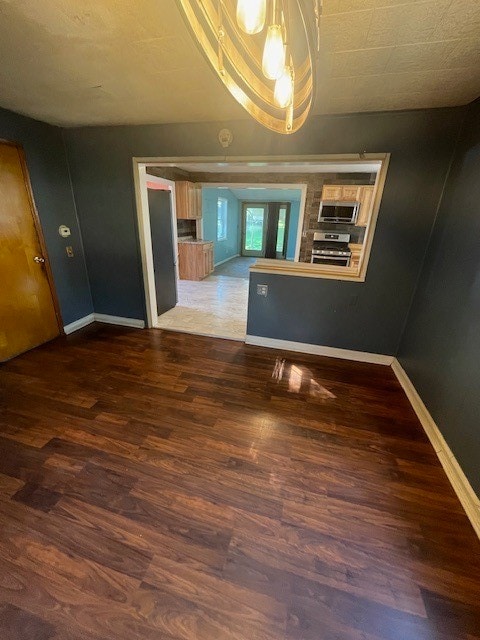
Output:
[
  {"left": 66, "top": 246, "right": 74, "bottom": 258},
  {"left": 257, "top": 284, "right": 268, "bottom": 297}
]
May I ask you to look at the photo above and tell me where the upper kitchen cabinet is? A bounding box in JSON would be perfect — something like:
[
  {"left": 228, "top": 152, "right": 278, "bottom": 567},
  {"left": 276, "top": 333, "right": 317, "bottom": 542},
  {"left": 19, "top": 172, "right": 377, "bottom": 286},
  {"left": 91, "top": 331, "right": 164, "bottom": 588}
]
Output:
[
  {"left": 341, "top": 185, "right": 362, "bottom": 201},
  {"left": 356, "top": 186, "right": 375, "bottom": 227},
  {"left": 321, "top": 185, "right": 343, "bottom": 201},
  {"left": 320, "top": 184, "right": 375, "bottom": 226},
  {"left": 321, "top": 184, "right": 363, "bottom": 203},
  {"left": 175, "top": 181, "right": 202, "bottom": 219}
]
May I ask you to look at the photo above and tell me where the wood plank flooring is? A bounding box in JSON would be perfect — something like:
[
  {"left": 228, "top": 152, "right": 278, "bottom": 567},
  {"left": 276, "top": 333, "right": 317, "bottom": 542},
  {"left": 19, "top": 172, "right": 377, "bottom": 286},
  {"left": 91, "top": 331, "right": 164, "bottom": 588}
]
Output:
[{"left": 0, "top": 324, "right": 479, "bottom": 640}]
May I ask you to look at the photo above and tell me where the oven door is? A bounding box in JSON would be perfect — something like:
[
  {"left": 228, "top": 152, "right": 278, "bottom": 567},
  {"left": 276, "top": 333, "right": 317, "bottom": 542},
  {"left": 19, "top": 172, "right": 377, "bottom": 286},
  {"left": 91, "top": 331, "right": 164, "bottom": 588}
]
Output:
[{"left": 311, "top": 254, "right": 351, "bottom": 267}]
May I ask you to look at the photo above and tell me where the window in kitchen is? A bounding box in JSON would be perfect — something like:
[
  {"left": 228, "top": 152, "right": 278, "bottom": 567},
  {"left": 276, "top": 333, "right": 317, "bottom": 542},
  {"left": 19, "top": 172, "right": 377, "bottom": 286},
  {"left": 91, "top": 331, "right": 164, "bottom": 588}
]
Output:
[{"left": 217, "top": 197, "right": 227, "bottom": 241}]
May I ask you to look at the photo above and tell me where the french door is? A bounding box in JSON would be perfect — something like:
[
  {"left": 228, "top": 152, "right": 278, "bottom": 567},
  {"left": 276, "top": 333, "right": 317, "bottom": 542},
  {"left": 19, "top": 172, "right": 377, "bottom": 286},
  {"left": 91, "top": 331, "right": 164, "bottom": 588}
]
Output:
[
  {"left": 241, "top": 203, "right": 268, "bottom": 257},
  {"left": 241, "top": 202, "right": 290, "bottom": 259}
]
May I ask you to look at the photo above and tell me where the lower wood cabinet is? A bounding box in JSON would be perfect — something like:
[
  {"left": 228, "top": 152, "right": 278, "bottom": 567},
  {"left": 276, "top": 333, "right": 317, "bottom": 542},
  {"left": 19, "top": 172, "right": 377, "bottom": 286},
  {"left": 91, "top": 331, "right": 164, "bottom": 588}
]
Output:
[
  {"left": 178, "top": 241, "right": 214, "bottom": 280},
  {"left": 349, "top": 243, "right": 362, "bottom": 269}
]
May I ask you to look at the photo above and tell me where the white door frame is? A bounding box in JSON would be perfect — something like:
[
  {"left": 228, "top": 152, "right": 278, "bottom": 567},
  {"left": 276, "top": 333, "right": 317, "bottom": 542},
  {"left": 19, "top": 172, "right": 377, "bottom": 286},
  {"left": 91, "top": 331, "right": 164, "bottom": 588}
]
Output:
[{"left": 133, "top": 165, "right": 179, "bottom": 328}]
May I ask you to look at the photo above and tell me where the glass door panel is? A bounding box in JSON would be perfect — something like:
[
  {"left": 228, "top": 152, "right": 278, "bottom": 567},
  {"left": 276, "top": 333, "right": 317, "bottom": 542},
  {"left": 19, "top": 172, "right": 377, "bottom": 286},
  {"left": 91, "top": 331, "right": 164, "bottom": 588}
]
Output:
[
  {"left": 242, "top": 204, "right": 267, "bottom": 257},
  {"left": 276, "top": 205, "right": 287, "bottom": 258}
]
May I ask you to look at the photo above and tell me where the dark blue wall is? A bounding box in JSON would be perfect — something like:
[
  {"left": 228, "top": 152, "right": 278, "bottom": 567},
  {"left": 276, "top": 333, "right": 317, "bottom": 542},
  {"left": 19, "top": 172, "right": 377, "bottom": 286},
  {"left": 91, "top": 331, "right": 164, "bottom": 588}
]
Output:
[
  {"left": 64, "top": 108, "right": 464, "bottom": 343},
  {"left": 0, "top": 107, "right": 92, "bottom": 325},
  {"left": 398, "top": 100, "right": 480, "bottom": 495}
]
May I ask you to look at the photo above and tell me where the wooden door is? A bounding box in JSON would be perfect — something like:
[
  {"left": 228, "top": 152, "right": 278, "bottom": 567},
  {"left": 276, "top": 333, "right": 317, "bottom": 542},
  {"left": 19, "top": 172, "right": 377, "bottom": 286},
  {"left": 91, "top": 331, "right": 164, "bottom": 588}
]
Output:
[{"left": 0, "top": 141, "right": 61, "bottom": 361}]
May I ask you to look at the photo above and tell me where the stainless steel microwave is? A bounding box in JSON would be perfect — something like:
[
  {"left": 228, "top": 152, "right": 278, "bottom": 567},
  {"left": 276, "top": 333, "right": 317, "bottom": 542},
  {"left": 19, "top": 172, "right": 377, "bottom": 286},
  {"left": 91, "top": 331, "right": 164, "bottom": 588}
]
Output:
[{"left": 318, "top": 201, "right": 359, "bottom": 224}]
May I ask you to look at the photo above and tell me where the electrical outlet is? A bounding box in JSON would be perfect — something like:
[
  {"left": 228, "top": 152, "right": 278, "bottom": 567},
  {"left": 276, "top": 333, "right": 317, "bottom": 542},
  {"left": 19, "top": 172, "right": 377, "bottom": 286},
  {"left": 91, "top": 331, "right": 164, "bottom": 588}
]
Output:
[
  {"left": 66, "top": 246, "right": 74, "bottom": 258},
  {"left": 257, "top": 284, "right": 268, "bottom": 297}
]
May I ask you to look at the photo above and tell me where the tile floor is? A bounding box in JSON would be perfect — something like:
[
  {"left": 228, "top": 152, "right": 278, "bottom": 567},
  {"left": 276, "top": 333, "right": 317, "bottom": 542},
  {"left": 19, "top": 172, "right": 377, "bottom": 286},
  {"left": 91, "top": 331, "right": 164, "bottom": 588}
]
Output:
[
  {"left": 157, "top": 274, "right": 249, "bottom": 340},
  {"left": 211, "top": 256, "right": 256, "bottom": 278}
]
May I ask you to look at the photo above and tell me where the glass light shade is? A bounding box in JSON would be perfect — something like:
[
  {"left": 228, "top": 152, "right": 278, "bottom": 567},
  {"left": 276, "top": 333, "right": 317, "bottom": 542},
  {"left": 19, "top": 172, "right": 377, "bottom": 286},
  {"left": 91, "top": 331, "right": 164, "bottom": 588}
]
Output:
[
  {"left": 262, "top": 24, "right": 285, "bottom": 80},
  {"left": 274, "top": 67, "right": 293, "bottom": 108},
  {"left": 236, "top": 0, "right": 266, "bottom": 34}
]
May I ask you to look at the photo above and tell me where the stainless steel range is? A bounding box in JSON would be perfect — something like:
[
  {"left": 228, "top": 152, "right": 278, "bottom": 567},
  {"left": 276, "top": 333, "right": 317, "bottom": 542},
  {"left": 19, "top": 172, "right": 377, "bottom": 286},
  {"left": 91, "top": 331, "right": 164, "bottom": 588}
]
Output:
[{"left": 311, "top": 232, "right": 351, "bottom": 267}]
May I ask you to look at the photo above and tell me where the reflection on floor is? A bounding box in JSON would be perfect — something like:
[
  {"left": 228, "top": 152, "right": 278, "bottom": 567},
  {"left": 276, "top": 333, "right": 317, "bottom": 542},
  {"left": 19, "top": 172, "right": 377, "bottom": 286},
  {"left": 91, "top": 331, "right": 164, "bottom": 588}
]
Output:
[
  {"left": 212, "top": 256, "right": 256, "bottom": 278},
  {"left": 157, "top": 274, "right": 249, "bottom": 340}
]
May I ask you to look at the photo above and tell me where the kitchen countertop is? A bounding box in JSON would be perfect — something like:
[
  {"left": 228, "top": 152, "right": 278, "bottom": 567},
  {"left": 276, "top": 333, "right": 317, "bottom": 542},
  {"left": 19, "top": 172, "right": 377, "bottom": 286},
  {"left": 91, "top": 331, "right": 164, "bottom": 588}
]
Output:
[{"left": 177, "top": 239, "right": 213, "bottom": 244}]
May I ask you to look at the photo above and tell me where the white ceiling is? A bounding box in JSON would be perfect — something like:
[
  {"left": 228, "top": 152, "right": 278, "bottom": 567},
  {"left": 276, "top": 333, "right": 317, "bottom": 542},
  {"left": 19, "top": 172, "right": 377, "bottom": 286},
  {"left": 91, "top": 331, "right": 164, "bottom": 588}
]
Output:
[{"left": 0, "top": 0, "right": 478, "bottom": 127}]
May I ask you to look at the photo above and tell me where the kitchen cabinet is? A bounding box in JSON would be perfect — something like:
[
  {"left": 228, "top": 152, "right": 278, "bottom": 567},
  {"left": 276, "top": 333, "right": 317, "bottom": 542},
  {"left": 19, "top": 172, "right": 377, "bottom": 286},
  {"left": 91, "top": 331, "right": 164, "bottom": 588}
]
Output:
[
  {"left": 203, "top": 242, "right": 214, "bottom": 276},
  {"left": 177, "top": 241, "right": 214, "bottom": 280},
  {"left": 321, "top": 185, "right": 361, "bottom": 202},
  {"left": 349, "top": 243, "right": 363, "bottom": 270},
  {"left": 341, "top": 185, "right": 362, "bottom": 201},
  {"left": 321, "top": 185, "right": 343, "bottom": 201},
  {"left": 356, "top": 186, "right": 375, "bottom": 226},
  {"left": 175, "top": 181, "right": 202, "bottom": 219}
]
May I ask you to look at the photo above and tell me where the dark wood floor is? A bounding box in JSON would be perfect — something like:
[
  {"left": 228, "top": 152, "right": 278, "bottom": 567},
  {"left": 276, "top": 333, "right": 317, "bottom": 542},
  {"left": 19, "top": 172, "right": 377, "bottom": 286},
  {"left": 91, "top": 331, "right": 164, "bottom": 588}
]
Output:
[{"left": 0, "top": 324, "right": 479, "bottom": 640}]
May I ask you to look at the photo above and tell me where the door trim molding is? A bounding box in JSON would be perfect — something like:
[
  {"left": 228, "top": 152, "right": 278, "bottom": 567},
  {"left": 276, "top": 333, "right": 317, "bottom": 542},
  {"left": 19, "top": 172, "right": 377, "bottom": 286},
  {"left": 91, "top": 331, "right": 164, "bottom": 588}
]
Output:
[
  {"left": 245, "top": 335, "right": 394, "bottom": 365},
  {"left": 133, "top": 164, "right": 178, "bottom": 328},
  {"left": 392, "top": 358, "right": 480, "bottom": 539},
  {"left": 1, "top": 139, "right": 64, "bottom": 334}
]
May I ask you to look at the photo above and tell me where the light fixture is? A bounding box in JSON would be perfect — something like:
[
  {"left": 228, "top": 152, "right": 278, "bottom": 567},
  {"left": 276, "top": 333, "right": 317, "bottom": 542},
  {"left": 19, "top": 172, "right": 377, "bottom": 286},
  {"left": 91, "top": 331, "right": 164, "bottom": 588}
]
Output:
[
  {"left": 274, "top": 63, "right": 294, "bottom": 108},
  {"left": 176, "top": 0, "right": 319, "bottom": 134},
  {"left": 262, "top": 24, "right": 285, "bottom": 80},
  {"left": 236, "top": 0, "right": 266, "bottom": 34}
]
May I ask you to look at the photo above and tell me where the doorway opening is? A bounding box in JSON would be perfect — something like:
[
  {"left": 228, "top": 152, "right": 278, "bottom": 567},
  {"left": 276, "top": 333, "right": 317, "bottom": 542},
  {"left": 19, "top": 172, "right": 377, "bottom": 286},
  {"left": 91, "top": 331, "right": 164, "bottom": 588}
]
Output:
[{"left": 136, "top": 164, "right": 307, "bottom": 341}]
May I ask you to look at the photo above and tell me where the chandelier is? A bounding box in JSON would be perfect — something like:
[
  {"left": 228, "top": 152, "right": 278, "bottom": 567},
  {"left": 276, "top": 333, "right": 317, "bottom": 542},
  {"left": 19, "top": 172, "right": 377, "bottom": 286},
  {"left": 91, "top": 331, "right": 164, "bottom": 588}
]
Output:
[{"left": 176, "top": 0, "right": 319, "bottom": 134}]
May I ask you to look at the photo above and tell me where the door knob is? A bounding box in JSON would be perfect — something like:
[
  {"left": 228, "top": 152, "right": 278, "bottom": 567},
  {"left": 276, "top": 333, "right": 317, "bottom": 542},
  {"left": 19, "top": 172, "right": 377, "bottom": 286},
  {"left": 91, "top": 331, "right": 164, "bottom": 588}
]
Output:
[{"left": 33, "top": 256, "right": 45, "bottom": 263}]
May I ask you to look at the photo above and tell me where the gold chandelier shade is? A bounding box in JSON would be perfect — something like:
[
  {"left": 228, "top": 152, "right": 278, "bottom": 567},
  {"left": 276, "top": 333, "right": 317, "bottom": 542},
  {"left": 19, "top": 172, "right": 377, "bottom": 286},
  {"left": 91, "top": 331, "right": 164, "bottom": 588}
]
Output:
[{"left": 176, "top": 0, "right": 316, "bottom": 134}]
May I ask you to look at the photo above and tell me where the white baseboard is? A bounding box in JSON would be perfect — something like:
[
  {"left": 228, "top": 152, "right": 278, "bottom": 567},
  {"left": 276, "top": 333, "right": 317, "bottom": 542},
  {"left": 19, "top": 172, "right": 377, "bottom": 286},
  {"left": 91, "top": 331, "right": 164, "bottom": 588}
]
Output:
[
  {"left": 392, "top": 358, "right": 480, "bottom": 539},
  {"left": 63, "top": 314, "right": 95, "bottom": 334},
  {"left": 214, "top": 253, "right": 240, "bottom": 267},
  {"left": 94, "top": 314, "right": 145, "bottom": 329},
  {"left": 245, "top": 335, "right": 394, "bottom": 365},
  {"left": 64, "top": 313, "right": 144, "bottom": 334}
]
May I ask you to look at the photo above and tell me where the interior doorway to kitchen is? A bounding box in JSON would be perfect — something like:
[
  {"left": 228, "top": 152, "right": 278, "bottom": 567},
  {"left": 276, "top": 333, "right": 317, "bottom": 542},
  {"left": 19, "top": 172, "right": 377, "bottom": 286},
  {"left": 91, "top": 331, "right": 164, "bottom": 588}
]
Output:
[
  {"left": 155, "top": 184, "right": 301, "bottom": 341},
  {"left": 135, "top": 162, "right": 307, "bottom": 341},
  {"left": 134, "top": 156, "right": 387, "bottom": 341}
]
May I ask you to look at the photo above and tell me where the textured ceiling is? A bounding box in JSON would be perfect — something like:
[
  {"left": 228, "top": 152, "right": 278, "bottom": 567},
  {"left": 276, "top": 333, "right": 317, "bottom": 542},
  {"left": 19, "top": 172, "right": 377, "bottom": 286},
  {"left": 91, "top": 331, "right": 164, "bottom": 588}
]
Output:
[{"left": 0, "top": 0, "right": 479, "bottom": 127}]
